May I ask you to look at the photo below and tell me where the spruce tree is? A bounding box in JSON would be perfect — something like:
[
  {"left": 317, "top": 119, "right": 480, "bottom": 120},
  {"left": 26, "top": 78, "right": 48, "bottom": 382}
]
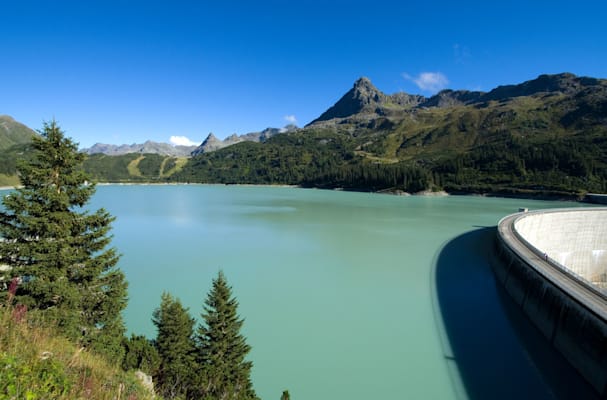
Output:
[
  {"left": 152, "top": 292, "right": 197, "bottom": 400},
  {"left": 196, "top": 271, "right": 257, "bottom": 400},
  {"left": 0, "top": 120, "right": 127, "bottom": 362}
]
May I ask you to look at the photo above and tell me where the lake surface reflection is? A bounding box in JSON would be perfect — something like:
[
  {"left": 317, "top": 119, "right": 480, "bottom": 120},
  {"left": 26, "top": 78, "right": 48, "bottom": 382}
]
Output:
[{"left": 87, "top": 185, "right": 592, "bottom": 399}]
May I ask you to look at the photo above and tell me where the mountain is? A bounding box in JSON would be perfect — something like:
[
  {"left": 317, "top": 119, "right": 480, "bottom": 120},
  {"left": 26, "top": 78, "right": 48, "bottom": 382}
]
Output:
[
  {"left": 0, "top": 116, "right": 39, "bottom": 185},
  {"left": 84, "top": 140, "right": 198, "bottom": 157},
  {"left": 191, "top": 125, "right": 298, "bottom": 155},
  {"left": 309, "top": 77, "right": 423, "bottom": 125},
  {"left": 308, "top": 73, "right": 607, "bottom": 128},
  {"left": 0, "top": 115, "right": 37, "bottom": 150},
  {"left": 176, "top": 72, "right": 607, "bottom": 197}
]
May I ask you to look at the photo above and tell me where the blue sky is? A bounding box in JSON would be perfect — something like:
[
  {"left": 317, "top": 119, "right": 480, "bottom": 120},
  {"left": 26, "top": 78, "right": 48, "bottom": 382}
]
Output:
[{"left": 1, "top": 0, "right": 606, "bottom": 148}]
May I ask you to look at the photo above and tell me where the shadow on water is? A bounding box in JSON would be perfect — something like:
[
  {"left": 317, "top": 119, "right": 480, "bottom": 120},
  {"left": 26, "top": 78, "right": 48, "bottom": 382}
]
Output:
[{"left": 433, "top": 227, "right": 598, "bottom": 400}]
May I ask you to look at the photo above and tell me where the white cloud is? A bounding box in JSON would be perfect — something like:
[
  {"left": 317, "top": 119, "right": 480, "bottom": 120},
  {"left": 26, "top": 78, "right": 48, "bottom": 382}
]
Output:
[
  {"left": 169, "top": 135, "right": 199, "bottom": 146},
  {"left": 284, "top": 115, "right": 297, "bottom": 124},
  {"left": 403, "top": 72, "right": 449, "bottom": 93}
]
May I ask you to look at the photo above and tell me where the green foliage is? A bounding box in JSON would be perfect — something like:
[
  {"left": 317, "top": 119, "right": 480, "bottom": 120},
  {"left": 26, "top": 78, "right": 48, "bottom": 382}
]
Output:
[
  {"left": 0, "top": 121, "right": 128, "bottom": 363},
  {"left": 137, "top": 154, "right": 166, "bottom": 178},
  {"left": 194, "top": 271, "right": 258, "bottom": 400},
  {"left": 0, "top": 143, "right": 32, "bottom": 177},
  {"left": 152, "top": 292, "right": 197, "bottom": 399},
  {"left": 151, "top": 273, "right": 259, "bottom": 400},
  {"left": 122, "top": 334, "right": 161, "bottom": 376},
  {"left": 0, "top": 352, "right": 71, "bottom": 398},
  {"left": 82, "top": 153, "right": 141, "bottom": 182},
  {"left": 0, "top": 301, "right": 154, "bottom": 400},
  {"left": 281, "top": 390, "right": 291, "bottom": 400},
  {"left": 432, "top": 133, "right": 607, "bottom": 195}
]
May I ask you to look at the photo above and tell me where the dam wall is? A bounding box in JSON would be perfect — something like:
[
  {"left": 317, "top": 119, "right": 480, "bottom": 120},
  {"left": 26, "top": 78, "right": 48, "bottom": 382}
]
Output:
[
  {"left": 494, "top": 208, "right": 607, "bottom": 396},
  {"left": 514, "top": 209, "right": 607, "bottom": 287}
]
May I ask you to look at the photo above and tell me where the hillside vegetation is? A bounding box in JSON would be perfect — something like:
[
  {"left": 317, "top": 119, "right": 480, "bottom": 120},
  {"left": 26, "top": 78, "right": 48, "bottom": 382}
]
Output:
[
  {"left": 1, "top": 297, "right": 153, "bottom": 399},
  {"left": 83, "top": 153, "right": 188, "bottom": 182}
]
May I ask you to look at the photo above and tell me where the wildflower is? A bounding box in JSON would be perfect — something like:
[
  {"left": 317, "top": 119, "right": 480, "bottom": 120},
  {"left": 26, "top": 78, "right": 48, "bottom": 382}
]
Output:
[
  {"left": 12, "top": 304, "right": 27, "bottom": 323},
  {"left": 7, "top": 277, "right": 18, "bottom": 302}
]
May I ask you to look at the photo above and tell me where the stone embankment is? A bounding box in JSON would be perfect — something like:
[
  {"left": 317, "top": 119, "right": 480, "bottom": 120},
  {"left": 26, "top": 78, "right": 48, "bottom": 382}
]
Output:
[{"left": 494, "top": 208, "right": 607, "bottom": 396}]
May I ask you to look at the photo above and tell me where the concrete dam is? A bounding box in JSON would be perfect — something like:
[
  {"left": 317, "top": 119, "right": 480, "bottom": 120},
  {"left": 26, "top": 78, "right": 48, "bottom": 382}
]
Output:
[{"left": 495, "top": 208, "right": 607, "bottom": 396}]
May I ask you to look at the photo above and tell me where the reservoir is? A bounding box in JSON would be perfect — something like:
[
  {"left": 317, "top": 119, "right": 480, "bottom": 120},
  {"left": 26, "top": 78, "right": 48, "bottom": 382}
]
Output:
[{"left": 85, "top": 185, "right": 592, "bottom": 399}]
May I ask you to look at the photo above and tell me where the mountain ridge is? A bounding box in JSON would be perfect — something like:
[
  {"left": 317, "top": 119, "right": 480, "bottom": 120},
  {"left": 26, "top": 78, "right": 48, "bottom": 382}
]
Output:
[
  {"left": 84, "top": 140, "right": 198, "bottom": 157},
  {"left": 308, "top": 72, "right": 606, "bottom": 128},
  {"left": 2, "top": 72, "right": 607, "bottom": 195},
  {"left": 191, "top": 125, "right": 298, "bottom": 155}
]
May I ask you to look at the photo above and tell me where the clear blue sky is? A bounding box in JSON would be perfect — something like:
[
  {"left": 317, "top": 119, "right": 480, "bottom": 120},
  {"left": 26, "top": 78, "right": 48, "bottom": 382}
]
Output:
[{"left": 2, "top": 0, "right": 606, "bottom": 148}]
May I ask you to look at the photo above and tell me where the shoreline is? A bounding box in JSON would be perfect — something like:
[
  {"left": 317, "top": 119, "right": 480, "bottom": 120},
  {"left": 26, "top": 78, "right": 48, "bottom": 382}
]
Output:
[{"left": 0, "top": 181, "right": 594, "bottom": 203}]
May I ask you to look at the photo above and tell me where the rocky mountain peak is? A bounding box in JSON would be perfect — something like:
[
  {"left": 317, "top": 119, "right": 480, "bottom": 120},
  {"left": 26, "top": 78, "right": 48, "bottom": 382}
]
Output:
[
  {"left": 204, "top": 133, "right": 218, "bottom": 141},
  {"left": 351, "top": 77, "right": 384, "bottom": 104},
  {"left": 309, "top": 77, "right": 387, "bottom": 124}
]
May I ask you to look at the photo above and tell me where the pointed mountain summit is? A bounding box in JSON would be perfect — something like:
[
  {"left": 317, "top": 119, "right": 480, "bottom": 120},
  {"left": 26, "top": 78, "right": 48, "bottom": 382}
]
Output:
[
  {"left": 309, "top": 77, "right": 424, "bottom": 125},
  {"left": 190, "top": 124, "right": 298, "bottom": 155},
  {"left": 310, "top": 77, "right": 385, "bottom": 124},
  {"left": 192, "top": 133, "right": 223, "bottom": 155}
]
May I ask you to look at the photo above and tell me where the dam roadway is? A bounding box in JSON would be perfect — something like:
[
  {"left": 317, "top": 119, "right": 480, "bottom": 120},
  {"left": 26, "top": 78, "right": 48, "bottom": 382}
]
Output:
[{"left": 495, "top": 208, "right": 607, "bottom": 396}]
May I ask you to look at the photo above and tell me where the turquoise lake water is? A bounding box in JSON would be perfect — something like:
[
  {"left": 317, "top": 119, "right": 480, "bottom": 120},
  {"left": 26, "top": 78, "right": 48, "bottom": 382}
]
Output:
[{"left": 3, "top": 185, "right": 594, "bottom": 399}]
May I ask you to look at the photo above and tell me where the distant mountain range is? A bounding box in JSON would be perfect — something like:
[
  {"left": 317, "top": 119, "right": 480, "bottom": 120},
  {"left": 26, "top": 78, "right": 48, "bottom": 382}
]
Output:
[
  {"left": 82, "top": 125, "right": 299, "bottom": 157},
  {"left": 191, "top": 125, "right": 298, "bottom": 155},
  {"left": 84, "top": 141, "right": 199, "bottom": 157},
  {"left": 2, "top": 72, "right": 606, "bottom": 196}
]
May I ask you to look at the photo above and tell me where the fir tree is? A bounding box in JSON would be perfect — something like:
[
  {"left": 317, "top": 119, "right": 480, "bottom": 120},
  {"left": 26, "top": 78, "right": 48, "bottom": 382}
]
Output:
[
  {"left": 0, "top": 121, "right": 127, "bottom": 362},
  {"left": 195, "top": 271, "right": 257, "bottom": 400},
  {"left": 153, "top": 292, "right": 197, "bottom": 400}
]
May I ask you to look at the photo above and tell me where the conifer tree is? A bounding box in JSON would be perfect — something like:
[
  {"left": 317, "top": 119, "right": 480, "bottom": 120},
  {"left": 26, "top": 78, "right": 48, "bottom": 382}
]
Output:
[
  {"left": 153, "top": 292, "right": 197, "bottom": 400},
  {"left": 0, "top": 121, "right": 127, "bottom": 362},
  {"left": 195, "top": 271, "right": 258, "bottom": 400}
]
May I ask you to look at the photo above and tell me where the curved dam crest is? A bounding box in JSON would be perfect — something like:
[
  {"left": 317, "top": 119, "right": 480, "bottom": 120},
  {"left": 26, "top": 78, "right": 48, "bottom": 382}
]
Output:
[{"left": 496, "top": 207, "right": 607, "bottom": 396}]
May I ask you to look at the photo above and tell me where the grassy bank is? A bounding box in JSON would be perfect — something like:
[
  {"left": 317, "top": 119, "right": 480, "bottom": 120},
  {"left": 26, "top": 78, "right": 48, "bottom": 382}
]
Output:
[{"left": 0, "top": 297, "right": 155, "bottom": 400}]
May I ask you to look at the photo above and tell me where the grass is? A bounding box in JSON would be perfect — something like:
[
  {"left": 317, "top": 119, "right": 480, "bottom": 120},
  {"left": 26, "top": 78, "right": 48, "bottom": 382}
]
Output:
[
  {"left": 161, "top": 157, "right": 188, "bottom": 177},
  {"left": 0, "top": 291, "right": 155, "bottom": 400},
  {"left": 127, "top": 156, "right": 144, "bottom": 177},
  {"left": 0, "top": 174, "right": 20, "bottom": 188}
]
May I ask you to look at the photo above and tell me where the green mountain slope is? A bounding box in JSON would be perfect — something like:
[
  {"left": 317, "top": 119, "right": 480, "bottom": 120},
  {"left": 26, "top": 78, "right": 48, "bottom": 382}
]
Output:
[
  {"left": 0, "top": 115, "right": 37, "bottom": 150},
  {"left": 0, "top": 116, "right": 38, "bottom": 185},
  {"left": 173, "top": 73, "right": 607, "bottom": 196}
]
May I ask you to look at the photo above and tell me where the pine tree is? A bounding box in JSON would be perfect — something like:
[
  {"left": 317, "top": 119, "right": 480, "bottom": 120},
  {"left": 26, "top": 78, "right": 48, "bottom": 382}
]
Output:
[
  {"left": 153, "top": 292, "right": 197, "bottom": 400},
  {"left": 0, "top": 120, "right": 127, "bottom": 362},
  {"left": 195, "top": 271, "right": 258, "bottom": 400}
]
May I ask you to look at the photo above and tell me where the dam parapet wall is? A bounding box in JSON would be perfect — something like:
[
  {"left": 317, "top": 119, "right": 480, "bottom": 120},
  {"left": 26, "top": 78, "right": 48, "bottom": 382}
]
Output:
[{"left": 495, "top": 208, "right": 607, "bottom": 396}]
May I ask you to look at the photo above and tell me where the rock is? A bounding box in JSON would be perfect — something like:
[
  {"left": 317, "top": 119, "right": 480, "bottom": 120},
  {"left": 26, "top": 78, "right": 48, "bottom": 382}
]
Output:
[{"left": 135, "top": 370, "right": 155, "bottom": 396}]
